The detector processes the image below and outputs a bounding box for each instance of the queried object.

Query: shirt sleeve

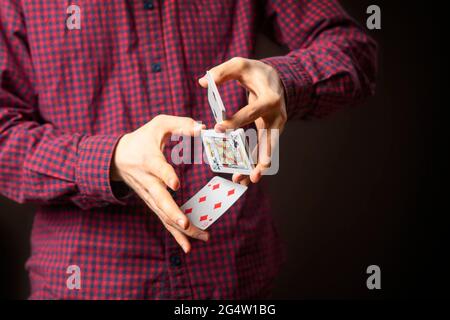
[0,1,129,210]
[261,0,378,119]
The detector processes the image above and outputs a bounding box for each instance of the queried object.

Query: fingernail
[177,219,187,229]
[198,233,209,242]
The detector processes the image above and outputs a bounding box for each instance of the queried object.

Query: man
[0,0,376,299]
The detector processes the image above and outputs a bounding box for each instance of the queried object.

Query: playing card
[201,128,253,175]
[206,70,226,123]
[180,176,247,230]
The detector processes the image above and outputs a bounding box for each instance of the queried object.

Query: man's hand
[111,115,209,253]
[199,57,287,185]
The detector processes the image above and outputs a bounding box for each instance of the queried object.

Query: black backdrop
[0,1,432,299]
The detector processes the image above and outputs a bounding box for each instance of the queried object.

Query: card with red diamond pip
[180,176,247,230]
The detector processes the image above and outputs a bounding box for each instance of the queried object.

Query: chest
[20,1,256,132]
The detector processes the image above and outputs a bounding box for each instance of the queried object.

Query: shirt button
[151,62,162,73]
[169,254,182,267]
[144,0,154,10]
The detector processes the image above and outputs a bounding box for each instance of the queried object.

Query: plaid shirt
[0,0,376,299]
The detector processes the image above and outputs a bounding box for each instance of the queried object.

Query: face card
[180,176,247,230]
[206,70,226,123]
[201,128,253,175]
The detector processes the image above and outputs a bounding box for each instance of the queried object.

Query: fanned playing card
[202,70,254,174]
[206,70,226,123]
[180,176,247,230]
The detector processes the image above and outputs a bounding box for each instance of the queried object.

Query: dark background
[0,1,432,299]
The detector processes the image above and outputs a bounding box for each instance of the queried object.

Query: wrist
[110,133,129,182]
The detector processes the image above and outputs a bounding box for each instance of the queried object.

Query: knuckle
[230,56,240,63]
[231,57,248,70]
[160,162,172,175]
[147,183,161,200]
[151,114,169,131]
[153,114,166,122]
[159,199,173,214]
[160,214,172,226]
[180,117,197,133]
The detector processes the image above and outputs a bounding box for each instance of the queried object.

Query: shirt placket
[142,0,193,300]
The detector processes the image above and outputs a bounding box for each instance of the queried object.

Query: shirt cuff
[261,56,314,120]
[75,134,129,208]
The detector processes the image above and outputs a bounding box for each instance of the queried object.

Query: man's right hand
[110,115,209,253]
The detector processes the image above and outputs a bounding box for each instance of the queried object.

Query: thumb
[157,115,205,137]
[198,76,208,88]
[199,57,249,89]
[214,100,264,132]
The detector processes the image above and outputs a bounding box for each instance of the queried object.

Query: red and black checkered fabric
[0,0,377,299]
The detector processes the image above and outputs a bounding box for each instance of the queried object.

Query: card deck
[203,70,254,174]
[177,70,253,230]
[201,128,253,175]
[180,176,247,230]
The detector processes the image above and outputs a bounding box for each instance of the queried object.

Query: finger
[250,164,266,183]
[240,176,251,186]
[199,57,250,87]
[250,124,281,183]
[180,221,209,242]
[164,223,192,254]
[231,173,248,185]
[146,156,180,191]
[215,100,268,132]
[140,175,188,229]
[232,173,244,183]
[125,172,161,213]
[141,189,192,253]
[135,183,191,253]
[136,183,194,253]
[127,173,207,248]
[145,176,209,241]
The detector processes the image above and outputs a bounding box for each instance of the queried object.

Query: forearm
[0,118,127,209]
